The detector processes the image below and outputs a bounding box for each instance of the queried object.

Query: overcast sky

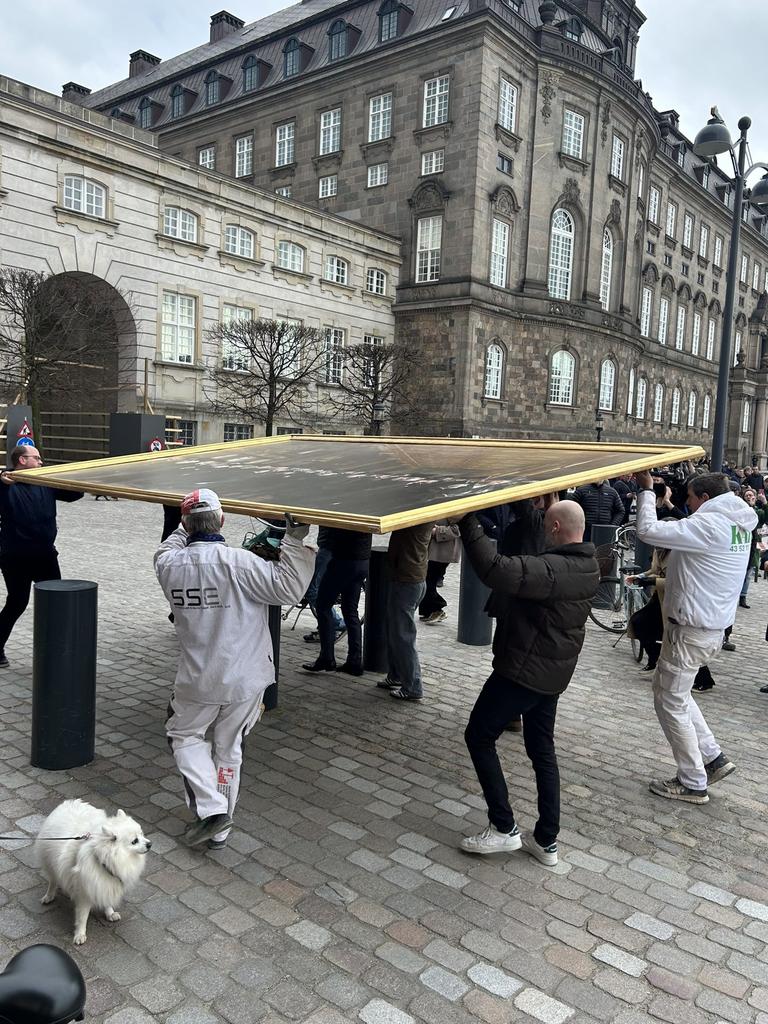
[2,0,766,164]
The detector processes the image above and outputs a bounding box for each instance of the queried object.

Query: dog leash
[0,834,91,841]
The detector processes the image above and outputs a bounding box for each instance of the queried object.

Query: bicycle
[588,523,650,660]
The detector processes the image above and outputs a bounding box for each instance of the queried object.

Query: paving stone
[688,882,737,906]
[514,987,575,1023]
[286,919,333,951]
[545,943,595,979]
[695,987,755,1024]
[420,965,470,1001]
[592,944,647,978]
[546,920,598,952]
[592,967,647,1005]
[646,966,699,1000]
[129,975,185,1013]
[104,1010,157,1024]
[316,971,372,1010]
[736,897,768,922]
[358,999,415,1024]
[648,993,707,1024]
[698,963,750,999]
[375,940,427,974]
[467,962,524,997]
[624,913,676,940]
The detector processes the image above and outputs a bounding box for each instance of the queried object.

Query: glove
[284,512,310,540]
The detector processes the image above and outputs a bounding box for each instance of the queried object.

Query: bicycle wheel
[588,576,627,633]
[625,589,643,662]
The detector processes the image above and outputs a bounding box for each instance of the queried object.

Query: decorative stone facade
[0,76,400,445]
[61,0,768,461]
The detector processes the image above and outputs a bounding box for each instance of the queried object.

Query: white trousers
[652,623,723,790]
[166,694,263,838]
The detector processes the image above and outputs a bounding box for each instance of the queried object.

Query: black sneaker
[207,837,228,850]
[302,659,337,673]
[705,753,736,785]
[184,813,234,847]
[649,777,709,804]
[377,675,399,689]
[389,686,422,702]
[721,641,736,652]
[0,651,8,668]
[339,662,364,676]
[692,679,714,692]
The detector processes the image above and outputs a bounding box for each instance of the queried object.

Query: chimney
[129,50,161,78]
[210,11,245,43]
[62,82,91,104]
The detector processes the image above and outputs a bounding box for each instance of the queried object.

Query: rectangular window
[648,186,660,225]
[734,330,742,366]
[163,207,197,243]
[362,334,383,389]
[165,418,197,446]
[681,263,689,277]
[368,93,392,142]
[664,254,673,268]
[224,423,254,442]
[496,153,513,175]
[714,234,723,267]
[637,161,645,200]
[683,213,693,249]
[692,311,702,356]
[324,327,345,384]
[416,215,442,283]
[222,303,253,370]
[675,306,686,350]
[640,287,652,338]
[665,202,677,239]
[610,134,625,180]
[380,7,398,41]
[489,218,510,288]
[754,262,761,291]
[647,241,656,256]
[275,122,295,167]
[658,296,669,345]
[699,223,709,259]
[319,174,338,198]
[702,394,711,428]
[161,292,196,363]
[562,109,585,159]
[198,146,215,170]
[422,149,445,175]
[367,163,388,188]
[423,76,449,128]
[498,77,517,133]
[275,186,292,198]
[741,254,749,283]
[706,319,716,360]
[235,135,253,178]
[319,107,342,154]
[366,268,387,295]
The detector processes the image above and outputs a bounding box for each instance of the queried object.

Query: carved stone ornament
[634,128,646,164]
[562,177,581,207]
[408,181,448,211]
[540,70,559,125]
[490,186,519,217]
[609,198,621,224]
[736,348,746,366]
[601,100,612,147]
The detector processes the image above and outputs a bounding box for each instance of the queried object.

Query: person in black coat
[571,481,625,541]
[0,446,83,667]
[456,500,599,864]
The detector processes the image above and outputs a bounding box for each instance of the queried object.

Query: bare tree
[205,317,326,436]
[0,268,135,435]
[323,338,422,434]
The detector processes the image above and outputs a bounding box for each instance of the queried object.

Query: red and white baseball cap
[180,488,222,515]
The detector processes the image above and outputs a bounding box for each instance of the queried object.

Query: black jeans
[465,670,560,846]
[0,549,62,652]
[418,560,448,616]
[317,557,368,667]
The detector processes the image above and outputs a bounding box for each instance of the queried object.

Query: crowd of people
[0,445,761,860]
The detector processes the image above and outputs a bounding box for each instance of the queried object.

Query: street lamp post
[594,407,604,443]
[372,399,386,436]
[693,109,768,468]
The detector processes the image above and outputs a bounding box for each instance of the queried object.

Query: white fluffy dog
[35,799,151,944]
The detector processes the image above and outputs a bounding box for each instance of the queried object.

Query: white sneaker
[520,832,558,865]
[460,823,521,854]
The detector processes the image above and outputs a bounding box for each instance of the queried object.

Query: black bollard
[31,580,97,771]
[457,546,493,646]
[363,547,389,673]
[264,605,281,711]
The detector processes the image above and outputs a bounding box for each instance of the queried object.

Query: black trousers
[418,560,448,616]
[465,671,560,846]
[0,550,62,652]
[317,557,368,667]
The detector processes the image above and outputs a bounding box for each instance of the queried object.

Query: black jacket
[611,479,636,524]
[572,482,625,538]
[460,514,599,695]
[325,527,372,561]
[0,481,83,556]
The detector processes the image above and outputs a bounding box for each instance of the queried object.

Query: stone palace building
[48,0,768,460]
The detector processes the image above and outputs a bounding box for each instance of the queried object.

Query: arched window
[637,160,646,201]
[549,350,575,405]
[671,387,681,425]
[379,0,400,42]
[626,367,635,415]
[277,240,305,273]
[224,225,255,260]
[598,359,616,411]
[63,175,106,218]
[328,19,347,61]
[138,97,153,129]
[564,17,582,41]
[653,383,664,423]
[636,377,647,419]
[687,391,697,428]
[484,343,504,400]
[611,37,624,64]
[163,206,198,243]
[600,228,613,310]
[204,71,220,106]
[702,393,711,429]
[170,85,184,119]
[283,38,301,78]
[548,208,574,300]
[325,255,349,285]
[242,55,258,93]
[743,398,751,435]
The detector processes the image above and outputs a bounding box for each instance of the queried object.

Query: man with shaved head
[455,498,599,864]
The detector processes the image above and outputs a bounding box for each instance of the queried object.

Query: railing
[39,411,109,464]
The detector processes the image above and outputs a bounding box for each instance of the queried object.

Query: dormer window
[243,55,258,92]
[702,164,710,189]
[676,144,686,169]
[284,38,301,78]
[379,0,408,43]
[171,85,184,119]
[138,97,153,129]
[204,71,220,106]
[563,17,582,41]
[329,20,347,61]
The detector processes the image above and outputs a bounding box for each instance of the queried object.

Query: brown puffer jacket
[460,514,599,695]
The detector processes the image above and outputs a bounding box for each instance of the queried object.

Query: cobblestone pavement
[2,498,768,1023]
